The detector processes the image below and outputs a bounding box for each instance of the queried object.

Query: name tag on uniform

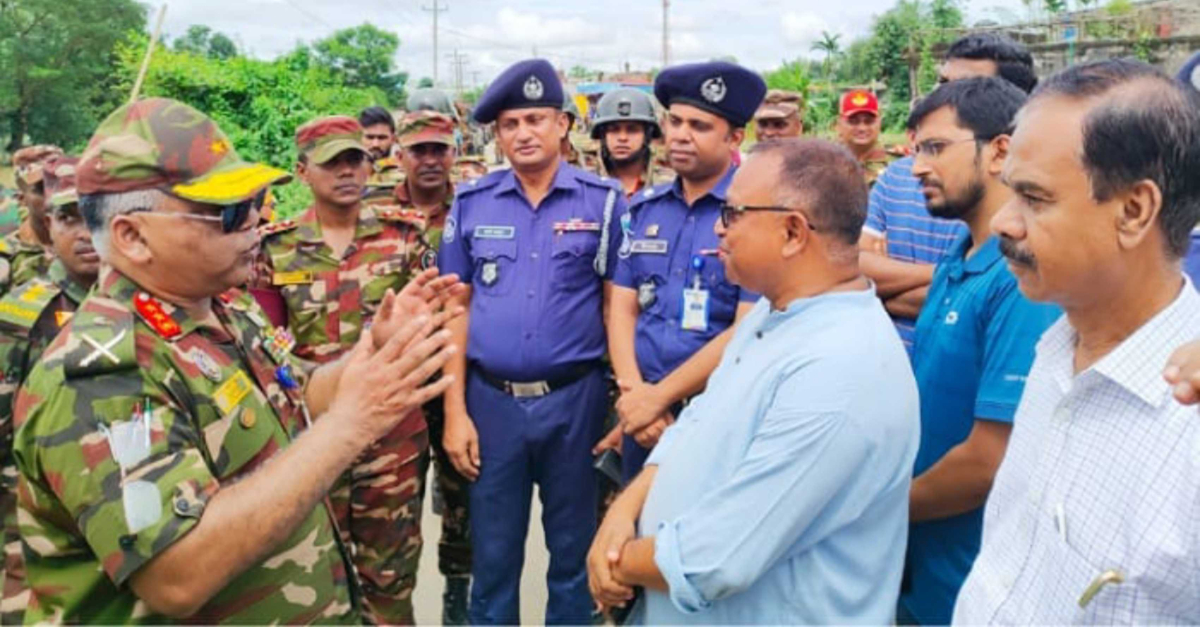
[273,271,313,286]
[681,288,709,332]
[474,225,516,239]
[553,219,601,232]
[213,371,253,415]
[630,239,669,255]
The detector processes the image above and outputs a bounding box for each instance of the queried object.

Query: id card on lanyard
[681,254,709,332]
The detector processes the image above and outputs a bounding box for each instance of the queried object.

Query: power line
[280,0,335,30]
[445,48,469,96]
[421,0,448,85]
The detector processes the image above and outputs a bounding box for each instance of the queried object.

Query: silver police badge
[524,76,544,100]
[701,76,727,104]
[481,260,499,286]
[637,281,657,309]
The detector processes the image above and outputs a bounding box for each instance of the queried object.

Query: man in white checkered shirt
[953,59,1200,624]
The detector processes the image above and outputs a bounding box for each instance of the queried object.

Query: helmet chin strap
[600,124,654,175]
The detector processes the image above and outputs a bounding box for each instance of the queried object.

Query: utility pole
[421,0,448,85]
[471,70,481,89]
[445,49,469,96]
[662,0,670,67]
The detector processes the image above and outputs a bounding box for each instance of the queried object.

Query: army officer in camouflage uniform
[254,115,435,625]
[3,146,62,293]
[12,97,461,624]
[0,156,97,624]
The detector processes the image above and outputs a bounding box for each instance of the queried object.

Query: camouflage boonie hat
[13,144,64,187]
[397,111,456,148]
[296,116,370,165]
[43,155,80,209]
[78,98,291,204]
[755,89,804,121]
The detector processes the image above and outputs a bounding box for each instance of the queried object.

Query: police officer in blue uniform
[438,58,626,625]
[600,62,766,482]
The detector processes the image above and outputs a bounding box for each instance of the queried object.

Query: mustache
[999,236,1038,269]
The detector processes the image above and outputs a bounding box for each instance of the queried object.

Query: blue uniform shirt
[438,163,625,381]
[863,157,968,350]
[902,233,1061,625]
[612,167,758,383]
[636,288,919,624]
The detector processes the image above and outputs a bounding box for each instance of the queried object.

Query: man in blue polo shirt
[861,33,1037,351]
[900,78,1060,625]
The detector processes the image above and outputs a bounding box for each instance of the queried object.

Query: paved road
[413,474,551,624]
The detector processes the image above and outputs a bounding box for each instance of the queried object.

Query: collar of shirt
[756,283,880,335]
[667,164,737,206]
[48,258,90,304]
[492,161,578,204]
[1039,275,1197,409]
[293,204,386,249]
[394,179,454,210]
[944,233,1003,281]
[99,269,236,343]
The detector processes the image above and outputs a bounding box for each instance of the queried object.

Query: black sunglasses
[139,191,261,234]
[719,204,820,230]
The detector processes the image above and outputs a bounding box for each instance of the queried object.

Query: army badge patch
[188,348,223,382]
[420,248,438,270]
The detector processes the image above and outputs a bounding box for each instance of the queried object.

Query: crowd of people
[0,27,1199,626]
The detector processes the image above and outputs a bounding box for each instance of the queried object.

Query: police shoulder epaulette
[257,219,298,239]
[455,170,505,197]
[630,181,670,207]
[375,206,428,229]
[573,167,619,190]
[0,278,61,331]
[63,299,137,379]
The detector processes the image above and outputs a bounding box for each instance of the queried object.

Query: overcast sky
[149,0,1032,87]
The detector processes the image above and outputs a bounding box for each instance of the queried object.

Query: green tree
[0,0,146,151]
[811,31,843,79]
[115,33,389,218]
[312,23,408,105]
[417,77,434,88]
[172,24,239,59]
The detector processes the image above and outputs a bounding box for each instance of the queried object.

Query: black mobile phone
[593,448,622,486]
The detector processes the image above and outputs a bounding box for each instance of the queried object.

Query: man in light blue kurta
[586,138,920,624]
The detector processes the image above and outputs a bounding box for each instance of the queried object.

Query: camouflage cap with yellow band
[43,155,80,209]
[396,111,456,148]
[13,144,65,188]
[77,98,291,205]
[295,115,370,164]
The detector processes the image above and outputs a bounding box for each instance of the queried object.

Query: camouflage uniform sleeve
[14,346,219,587]
[0,329,30,460]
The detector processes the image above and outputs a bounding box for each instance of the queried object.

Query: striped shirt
[862,157,968,348]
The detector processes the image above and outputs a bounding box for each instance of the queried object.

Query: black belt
[473,361,601,398]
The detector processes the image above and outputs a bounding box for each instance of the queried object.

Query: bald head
[748,138,868,248]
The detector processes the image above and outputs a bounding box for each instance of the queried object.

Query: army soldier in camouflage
[0,156,97,624]
[408,88,487,185]
[835,89,892,187]
[361,106,406,207]
[590,88,670,199]
[753,89,804,141]
[4,146,62,292]
[393,109,471,623]
[254,115,434,625]
[11,97,462,624]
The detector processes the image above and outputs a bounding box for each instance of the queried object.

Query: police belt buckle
[508,380,551,398]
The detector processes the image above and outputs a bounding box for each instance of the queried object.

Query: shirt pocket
[551,233,599,291]
[279,272,332,340]
[1035,507,1131,624]
[632,253,670,317]
[364,255,412,309]
[472,238,518,296]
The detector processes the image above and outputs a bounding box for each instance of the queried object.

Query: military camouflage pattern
[860,145,894,188]
[0,260,88,624]
[78,98,289,204]
[391,180,469,580]
[0,231,51,292]
[396,111,455,149]
[12,146,63,189]
[11,270,357,624]
[296,116,370,166]
[365,157,406,207]
[254,204,430,625]
[451,157,489,183]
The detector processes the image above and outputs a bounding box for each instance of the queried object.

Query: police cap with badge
[653,60,767,128]
[472,58,564,124]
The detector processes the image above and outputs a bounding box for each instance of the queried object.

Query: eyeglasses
[913,137,980,159]
[719,204,820,230]
[135,196,257,234]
